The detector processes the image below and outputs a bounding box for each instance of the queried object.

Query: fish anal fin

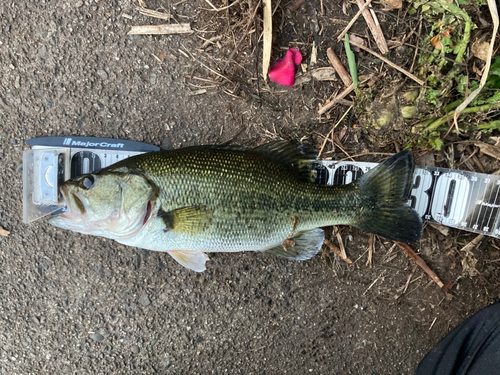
[158,206,212,235]
[264,228,325,261]
[169,250,209,272]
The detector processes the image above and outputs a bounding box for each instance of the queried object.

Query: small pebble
[39,45,48,58]
[90,333,104,342]
[131,345,140,354]
[96,70,108,80]
[138,293,151,307]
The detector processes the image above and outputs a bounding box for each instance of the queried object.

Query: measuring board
[23,137,160,223]
[23,137,500,239]
[313,161,500,238]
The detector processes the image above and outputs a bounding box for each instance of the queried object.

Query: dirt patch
[1,0,500,374]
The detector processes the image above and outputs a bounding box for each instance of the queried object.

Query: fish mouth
[57,185,86,219]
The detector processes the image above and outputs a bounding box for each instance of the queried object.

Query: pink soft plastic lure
[268,48,303,86]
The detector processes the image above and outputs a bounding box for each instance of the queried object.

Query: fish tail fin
[353,151,422,243]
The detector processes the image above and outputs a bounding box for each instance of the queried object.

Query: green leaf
[489,57,500,76]
[485,91,500,104]
[429,137,444,150]
[425,89,441,105]
[344,34,358,89]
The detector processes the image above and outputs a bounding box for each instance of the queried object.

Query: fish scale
[50,142,422,272]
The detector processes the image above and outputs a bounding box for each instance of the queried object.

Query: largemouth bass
[49,142,422,272]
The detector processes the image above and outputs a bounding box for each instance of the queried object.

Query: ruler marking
[474,181,488,229]
[480,179,495,232]
[486,182,500,234]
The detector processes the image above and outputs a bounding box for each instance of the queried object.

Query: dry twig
[362,271,386,296]
[324,239,353,264]
[317,106,353,157]
[349,40,424,85]
[396,242,447,290]
[366,233,374,268]
[356,0,388,54]
[336,0,374,42]
[203,0,241,11]
[326,48,352,87]
[136,6,171,20]
[128,24,192,35]
[318,83,354,115]
[460,234,484,253]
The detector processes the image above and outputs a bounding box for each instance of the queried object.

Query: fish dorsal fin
[264,228,325,260]
[158,206,213,235]
[168,250,209,272]
[252,141,318,182]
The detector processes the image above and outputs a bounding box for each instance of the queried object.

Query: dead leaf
[337,126,348,142]
[294,68,338,85]
[473,141,500,160]
[442,25,453,38]
[310,41,317,66]
[430,34,442,50]
[348,34,365,52]
[461,253,479,277]
[472,40,490,61]
[429,223,450,236]
[382,0,402,10]
[0,226,9,237]
[491,136,500,147]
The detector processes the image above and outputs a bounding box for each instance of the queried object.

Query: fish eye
[81,175,95,190]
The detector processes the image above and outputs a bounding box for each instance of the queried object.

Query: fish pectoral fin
[168,250,209,272]
[158,206,213,235]
[264,228,325,261]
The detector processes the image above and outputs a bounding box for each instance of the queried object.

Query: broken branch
[396,242,447,290]
[324,238,353,264]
